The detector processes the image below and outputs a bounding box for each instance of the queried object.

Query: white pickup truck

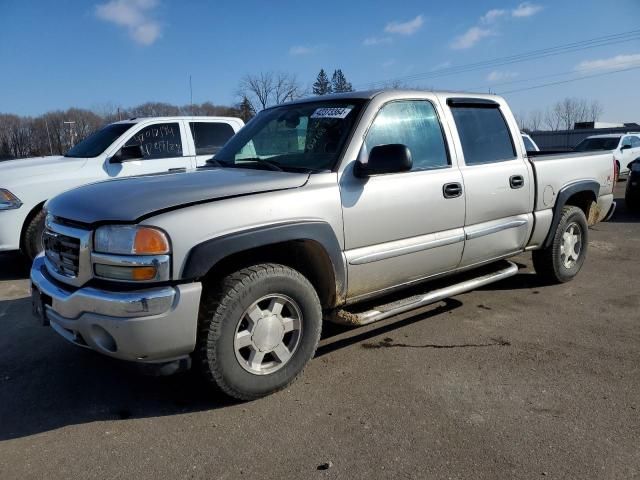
[0,116,244,258]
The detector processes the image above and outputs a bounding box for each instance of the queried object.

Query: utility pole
[44,119,54,156]
[63,121,76,147]
[189,75,194,115]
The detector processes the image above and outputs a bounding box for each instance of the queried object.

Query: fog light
[95,264,157,281]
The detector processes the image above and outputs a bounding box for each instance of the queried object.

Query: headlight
[92,225,171,282]
[94,225,170,255]
[0,189,22,210]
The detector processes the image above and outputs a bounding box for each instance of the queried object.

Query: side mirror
[621,144,632,151]
[354,144,412,177]
[112,144,144,163]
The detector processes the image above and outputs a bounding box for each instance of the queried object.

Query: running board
[329,261,519,326]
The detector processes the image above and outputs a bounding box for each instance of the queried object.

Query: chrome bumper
[30,255,202,362]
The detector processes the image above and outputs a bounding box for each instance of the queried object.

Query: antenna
[189,75,194,115]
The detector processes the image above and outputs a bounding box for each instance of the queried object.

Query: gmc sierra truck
[0,116,243,259]
[31,90,616,400]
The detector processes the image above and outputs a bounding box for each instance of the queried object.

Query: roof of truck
[282,89,502,106]
[111,116,243,124]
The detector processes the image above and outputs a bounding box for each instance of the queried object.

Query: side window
[632,137,640,148]
[124,123,183,159]
[365,100,449,171]
[621,136,633,148]
[189,122,236,155]
[451,106,516,165]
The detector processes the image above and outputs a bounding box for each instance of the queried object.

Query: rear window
[451,106,516,165]
[190,122,236,155]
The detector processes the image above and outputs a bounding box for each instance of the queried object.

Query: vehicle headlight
[94,225,170,255]
[92,225,171,282]
[0,189,22,210]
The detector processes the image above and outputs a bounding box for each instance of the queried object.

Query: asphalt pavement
[0,182,638,479]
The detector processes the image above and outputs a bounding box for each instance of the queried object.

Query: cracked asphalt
[0,182,638,479]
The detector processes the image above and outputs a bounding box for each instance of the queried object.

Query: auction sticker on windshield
[311,107,353,119]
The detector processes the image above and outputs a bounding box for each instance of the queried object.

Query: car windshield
[65,123,134,158]
[213,100,366,172]
[574,137,620,152]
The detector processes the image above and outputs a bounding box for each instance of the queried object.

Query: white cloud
[431,61,452,71]
[512,2,543,18]
[95,0,161,46]
[451,27,493,49]
[289,45,315,56]
[481,9,507,24]
[487,70,519,82]
[363,36,392,46]
[575,53,640,72]
[384,15,424,36]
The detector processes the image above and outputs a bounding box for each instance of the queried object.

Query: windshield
[65,123,134,158]
[574,137,620,152]
[213,100,366,172]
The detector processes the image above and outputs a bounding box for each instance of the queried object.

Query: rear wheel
[195,264,322,400]
[532,206,588,283]
[23,209,46,261]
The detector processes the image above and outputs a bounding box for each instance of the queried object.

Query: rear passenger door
[188,121,237,167]
[444,98,533,268]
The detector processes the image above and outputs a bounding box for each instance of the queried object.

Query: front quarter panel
[141,173,345,280]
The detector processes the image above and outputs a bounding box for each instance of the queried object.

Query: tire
[23,209,46,261]
[532,206,588,284]
[195,264,322,401]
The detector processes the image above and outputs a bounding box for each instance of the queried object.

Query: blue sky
[1,0,639,122]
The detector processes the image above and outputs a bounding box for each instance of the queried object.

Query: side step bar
[329,261,519,326]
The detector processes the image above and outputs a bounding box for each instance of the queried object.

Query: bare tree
[528,110,543,131]
[588,100,604,122]
[238,71,303,113]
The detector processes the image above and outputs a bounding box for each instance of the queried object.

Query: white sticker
[311,107,353,119]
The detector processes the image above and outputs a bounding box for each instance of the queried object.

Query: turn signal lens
[133,227,170,255]
[94,264,158,281]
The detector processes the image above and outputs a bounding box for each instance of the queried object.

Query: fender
[181,220,347,300]
[543,180,599,248]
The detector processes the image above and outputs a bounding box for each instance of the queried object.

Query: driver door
[105,121,191,177]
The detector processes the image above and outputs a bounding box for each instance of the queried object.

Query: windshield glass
[574,137,620,152]
[65,123,134,158]
[213,100,366,172]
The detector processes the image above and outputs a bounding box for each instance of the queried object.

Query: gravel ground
[0,183,638,479]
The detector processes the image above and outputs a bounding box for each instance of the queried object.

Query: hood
[0,156,87,181]
[46,167,309,224]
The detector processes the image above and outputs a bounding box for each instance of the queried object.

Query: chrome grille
[44,230,81,277]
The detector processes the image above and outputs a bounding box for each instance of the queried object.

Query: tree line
[0,68,608,160]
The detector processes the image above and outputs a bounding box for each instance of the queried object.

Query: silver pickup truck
[31,90,616,400]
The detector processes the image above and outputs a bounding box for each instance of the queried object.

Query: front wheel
[195,264,322,400]
[23,209,46,261]
[532,206,588,283]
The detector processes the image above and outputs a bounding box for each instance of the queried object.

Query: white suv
[574,133,640,177]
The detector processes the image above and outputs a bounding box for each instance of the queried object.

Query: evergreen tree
[331,69,353,93]
[312,69,332,95]
[239,96,254,122]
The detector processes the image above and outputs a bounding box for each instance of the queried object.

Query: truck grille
[44,230,81,277]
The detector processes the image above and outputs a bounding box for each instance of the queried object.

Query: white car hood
[0,156,87,183]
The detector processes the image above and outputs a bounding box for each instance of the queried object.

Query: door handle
[443,182,463,199]
[510,175,524,189]
[168,168,187,173]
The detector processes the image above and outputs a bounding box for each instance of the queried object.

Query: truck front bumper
[30,255,202,363]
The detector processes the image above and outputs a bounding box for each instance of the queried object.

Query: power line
[497,64,640,95]
[358,29,640,89]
